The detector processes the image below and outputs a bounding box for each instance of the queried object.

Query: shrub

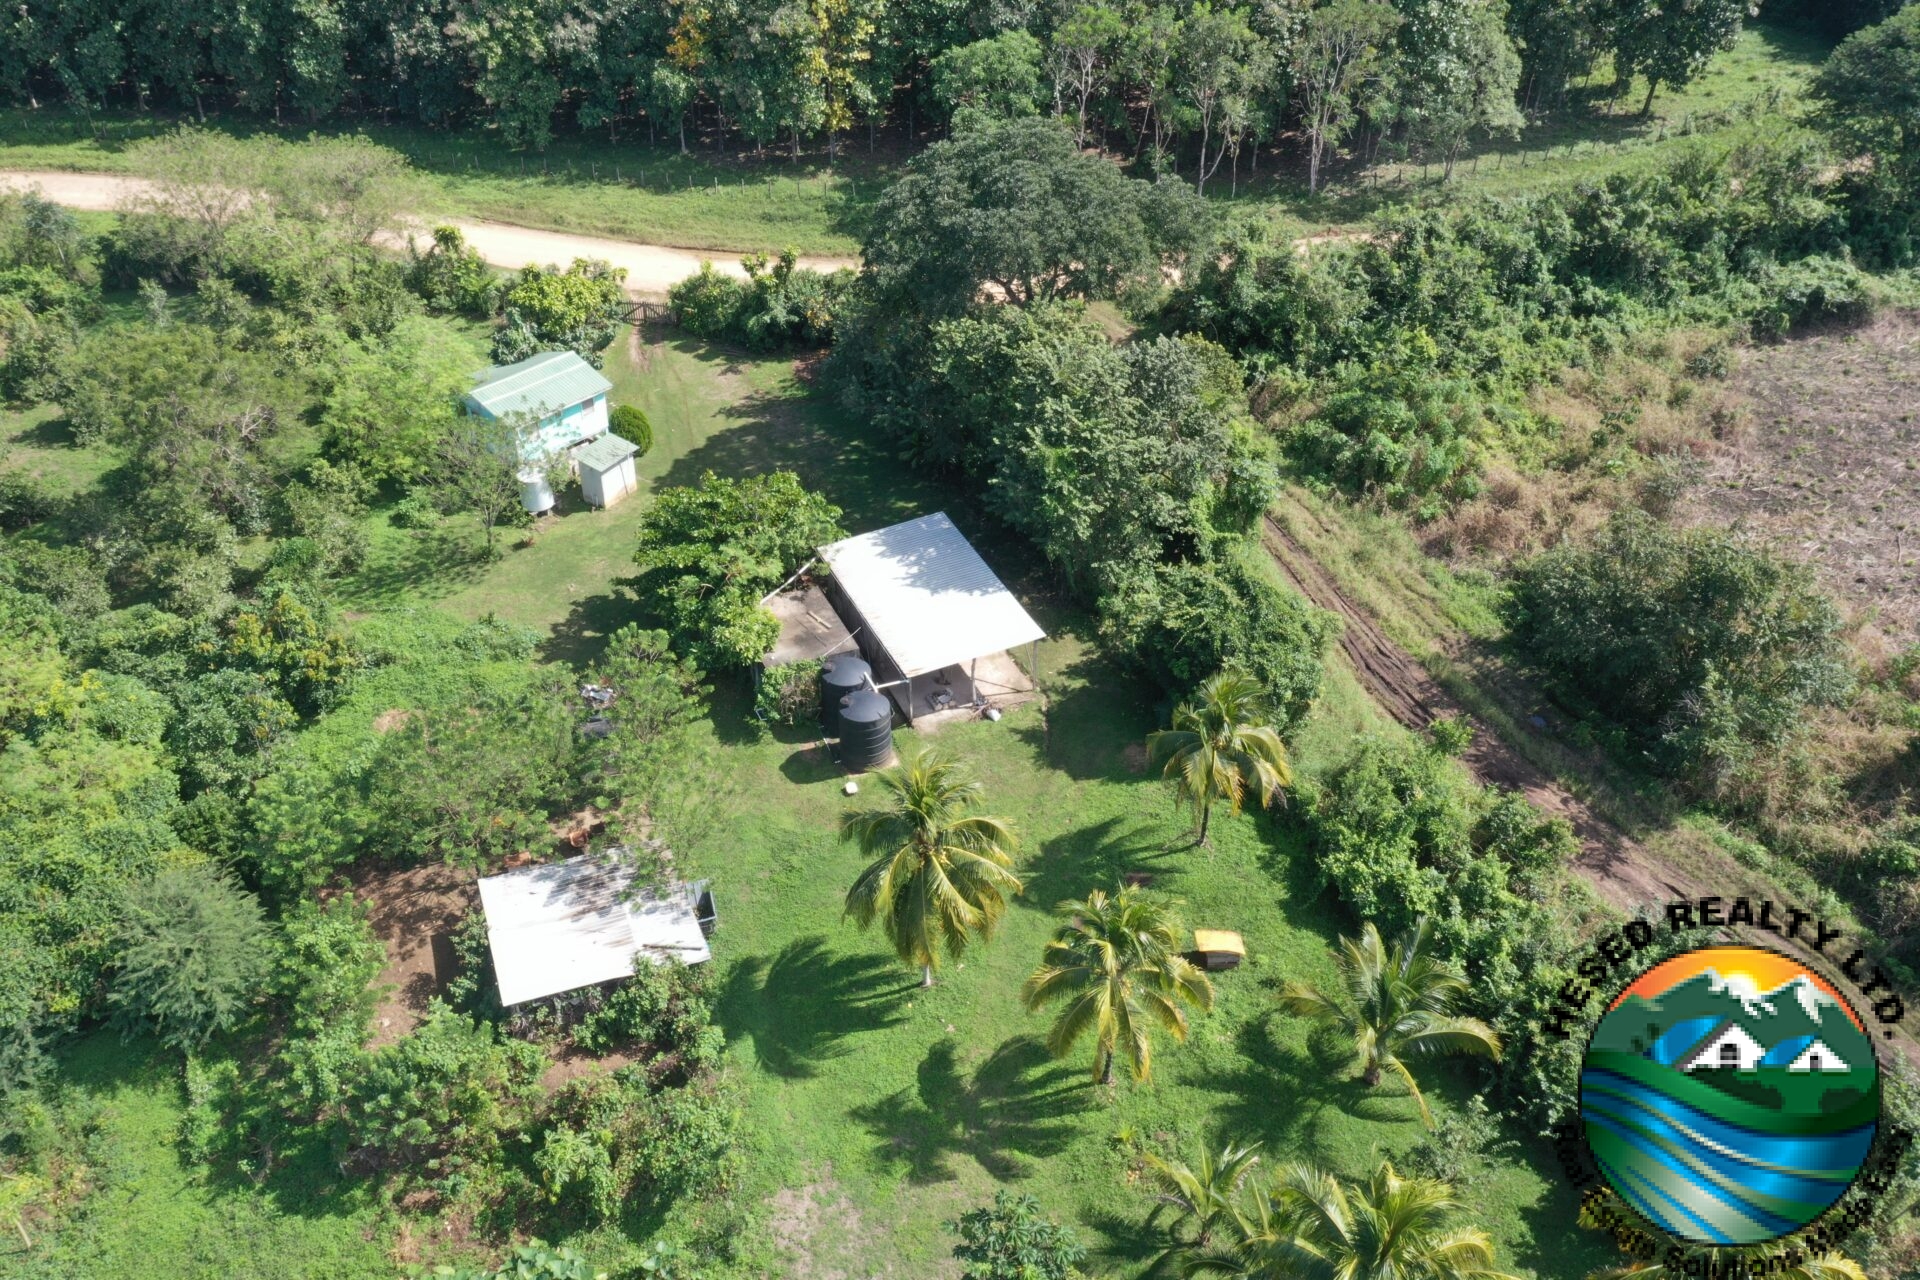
[667,262,747,338]
[276,894,384,1042]
[346,1002,543,1171]
[949,1190,1087,1280]
[110,865,272,1052]
[432,1241,607,1280]
[494,259,626,366]
[407,225,500,317]
[1504,511,1853,791]
[1100,557,1335,728]
[1749,254,1880,338]
[574,959,723,1078]
[389,488,442,529]
[609,403,654,456]
[754,659,822,731]
[536,1067,739,1221]
[1288,359,1490,513]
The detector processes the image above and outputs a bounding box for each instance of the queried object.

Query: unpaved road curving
[1261,514,1709,912]
[0,168,858,298]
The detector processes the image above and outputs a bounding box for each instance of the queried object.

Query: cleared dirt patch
[348,861,480,1046]
[1694,310,1920,644]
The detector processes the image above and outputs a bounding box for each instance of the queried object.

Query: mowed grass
[0,19,1828,252]
[0,1037,392,1280]
[553,627,1611,1277]
[0,111,874,255]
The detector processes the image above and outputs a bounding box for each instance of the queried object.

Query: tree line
[4,0,1890,186]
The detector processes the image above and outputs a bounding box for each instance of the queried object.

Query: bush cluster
[669,252,856,350]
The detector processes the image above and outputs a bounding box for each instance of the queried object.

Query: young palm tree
[842,746,1022,988]
[1275,919,1500,1126]
[1143,1142,1264,1274]
[1146,670,1292,845]
[1184,1160,1523,1280]
[1021,885,1214,1085]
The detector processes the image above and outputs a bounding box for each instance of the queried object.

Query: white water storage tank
[518,466,555,515]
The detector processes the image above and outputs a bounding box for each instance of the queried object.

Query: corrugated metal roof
[574,432,638,473]
[817,512,1045,678]
[466,351,612,421]
[476,853,710,1006]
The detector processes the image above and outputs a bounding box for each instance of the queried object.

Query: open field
[1690,309,1920,646]
[0,20,1832,253]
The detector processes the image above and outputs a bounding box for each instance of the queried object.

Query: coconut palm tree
[1021,885,1214,1085]
[1275,919,1500,1126]
[1143,1142,1264,1274]
[1146,670,1292,845]
[1575,1192,1865,1280]
[842,746,1022,988]
[1181,1160,1522,1280]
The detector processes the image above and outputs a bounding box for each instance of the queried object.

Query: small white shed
[574,432,640,508]
[475,853,711,1007]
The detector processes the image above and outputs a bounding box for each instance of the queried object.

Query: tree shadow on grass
[849,1036,1092,1184]
[1020,816,1184,907]
[654,339,941,532]
[1182,1016,1417,1166]
[1010,648,1162,784]
[536,581,637,669]
[341,523,489,610]
[715,935,915,1079]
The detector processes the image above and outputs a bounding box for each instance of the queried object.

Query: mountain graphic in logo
[1581,944,1881,1245]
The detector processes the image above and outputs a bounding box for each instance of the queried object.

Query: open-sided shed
[816,512,1045,722]
[476,853,710,1007]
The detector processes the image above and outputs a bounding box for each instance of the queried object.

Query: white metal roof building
[816,512,1045,721]
[476,853,710,1006]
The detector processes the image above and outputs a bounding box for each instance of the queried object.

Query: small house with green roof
[465,350,613,460]
[464,350,619,513]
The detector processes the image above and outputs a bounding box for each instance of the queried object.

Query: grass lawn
[0,1037,393,1280]
[0,19,1830,252]
[7,323,1617,1278]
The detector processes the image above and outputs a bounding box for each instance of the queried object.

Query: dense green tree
[1021,885,1212,1084]
[631,470,845,668]
[859,114,1207,317]
[1293,0,1400,192]
[110,864,272,1052]
[1609,0,1748,116]
[1047,3,1124,146]
[1175,5,1273,195]
[1811,5,1920,194]
[1146,669,1292,845]
[931,30,1045,120]
[1276,919,1501,1124]
[842,746,1022,987]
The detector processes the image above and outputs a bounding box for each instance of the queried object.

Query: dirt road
[1261,514,1710,912]
[0,168,858,298]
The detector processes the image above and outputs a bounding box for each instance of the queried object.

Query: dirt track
[0,168,858,298]
[1261,514,1709,912]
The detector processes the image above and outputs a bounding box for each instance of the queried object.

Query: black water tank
[819,654,872,734]
[838,690,895,772]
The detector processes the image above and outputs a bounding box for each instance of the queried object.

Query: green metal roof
[574,432,639,472]
[466,351,612,420]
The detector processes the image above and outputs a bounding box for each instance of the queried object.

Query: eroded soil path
[0,168,857,297]
[1261,513,1710,911]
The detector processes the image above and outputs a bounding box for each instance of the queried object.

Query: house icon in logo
[1670,1018,1856,1075]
